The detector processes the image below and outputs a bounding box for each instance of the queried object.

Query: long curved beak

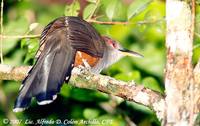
[119,48,144,58]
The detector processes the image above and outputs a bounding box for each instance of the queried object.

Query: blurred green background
[1,0,197,126]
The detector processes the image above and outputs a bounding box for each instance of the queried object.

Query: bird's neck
[91,48,123,73]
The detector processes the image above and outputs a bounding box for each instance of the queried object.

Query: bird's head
[102,36,143,58]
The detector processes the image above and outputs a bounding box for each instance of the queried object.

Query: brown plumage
[74,51,100,67]
[13,16,105,112]
[13,16,143,112]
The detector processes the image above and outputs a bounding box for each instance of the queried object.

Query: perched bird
[13,16,143,112]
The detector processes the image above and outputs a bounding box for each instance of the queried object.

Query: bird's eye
[112,43,115,47]
[112,42,116,48]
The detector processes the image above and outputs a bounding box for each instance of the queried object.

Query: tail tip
[13,107,27,113]
[37,94,57,105]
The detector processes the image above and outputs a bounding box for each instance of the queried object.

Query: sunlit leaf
[83,3,96,20]
[106,0,119,20]
[21,39,27,48]
[142,77,164,93]
[195,113,200,126]
[195,12,200,34]
[3,81,20,94]
[109,24,130,41]
[106,57,133,76]
[83,108,100,119]
[2,39,18,55]
[114,71,141,82]
[144,1,165,21]
[4,17,29,35]
[3,17,29,54]
[87,0,97,3]
[193,46,200,64]
[130,44,165,78]
[127,0,152,20]
[196,0,200,5]
[29,23,39,32]
[4,50,25,66]
[60,84,71,97]
[64,0,80,16]
[21,38,39,63]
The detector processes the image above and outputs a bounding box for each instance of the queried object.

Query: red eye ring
[102,36,117,48]
[107,39,116,48]
[112,42,116,48]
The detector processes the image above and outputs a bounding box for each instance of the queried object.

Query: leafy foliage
[0,0,173,126]
[64,0,80,16]
[83,3,97,19]
[127,0,152,20]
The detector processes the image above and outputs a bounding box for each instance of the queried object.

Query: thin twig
[1,34,41,39]
[0,0,4,64]
[87,18,164,25]
[0,19,164,40]
[87,19,129,25]
[137,18,165,24]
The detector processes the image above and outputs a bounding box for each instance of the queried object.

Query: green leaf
[64,0,80,16]
[60,84,71,97]
[83,108,100,119]
[127,0,152,20]
[114,71,141,82]
[106,0,119,20]
[21,38,39,64]
[71,105,84,118]
[196,0,200,4]
[142,77,164,93]
[130,44,165,77]
[3,81,20,94]
[2,39,18,55]
[3,17,29,54]
[4,17,29,35]
[86,0,97,3]
[109,24,130,41]
[29,23,39,32]
[83,4,96,20]
[27,39,38,52]
[4,50,25,66]
[195,113,200,126]
[70,88,109,102]
[21,39,27,48]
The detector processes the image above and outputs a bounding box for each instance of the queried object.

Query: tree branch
[87,19,129,25]
[0,64,164,119]
[87,18,164,25]
[0,34,41,39]
[165,0,195,125]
